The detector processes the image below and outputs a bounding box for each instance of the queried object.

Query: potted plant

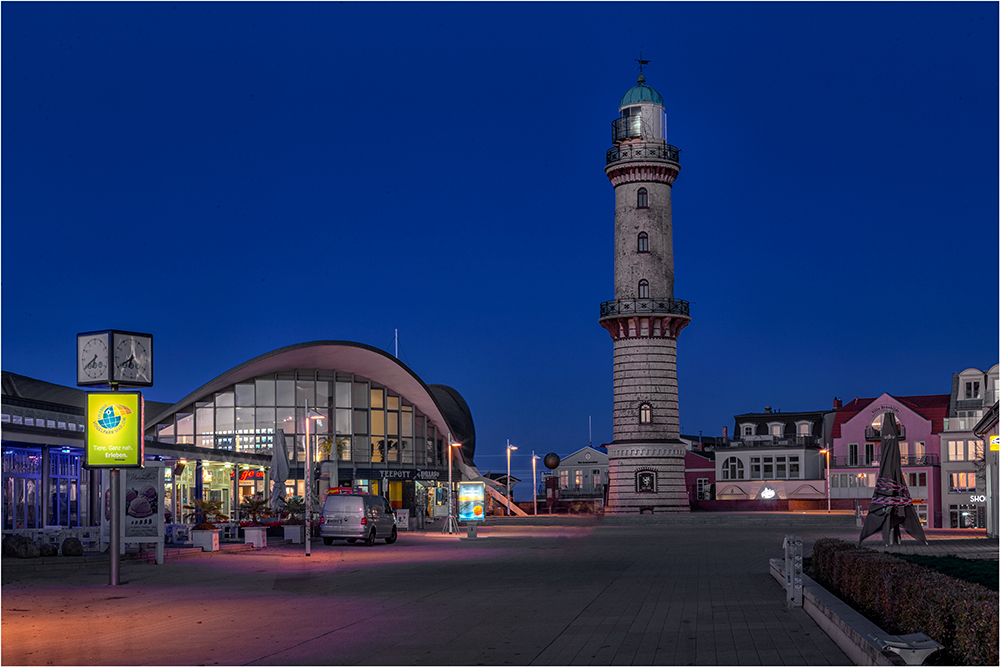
[183,499,228,552]
[239,495,271,548]
[281,496,306,543]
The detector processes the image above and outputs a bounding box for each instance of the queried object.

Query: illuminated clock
[77,331,111,386]
[111,331,153,386]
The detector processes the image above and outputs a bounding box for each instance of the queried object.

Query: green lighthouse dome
[619,74,665,108]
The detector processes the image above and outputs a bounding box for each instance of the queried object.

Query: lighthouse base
[605,441,690,514]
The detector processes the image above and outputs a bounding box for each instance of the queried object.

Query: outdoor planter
[191,528,220,552]
[283,524,305,543]
[243,526,267,548]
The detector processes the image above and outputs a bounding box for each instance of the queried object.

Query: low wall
[694,498,871,512]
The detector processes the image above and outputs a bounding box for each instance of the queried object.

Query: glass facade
[149,370,448,471]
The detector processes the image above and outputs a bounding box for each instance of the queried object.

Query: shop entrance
[2,447,42,530]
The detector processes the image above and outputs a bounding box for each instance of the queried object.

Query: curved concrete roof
[146,341,476,463]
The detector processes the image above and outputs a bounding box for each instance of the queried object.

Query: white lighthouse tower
[599,68,691,514]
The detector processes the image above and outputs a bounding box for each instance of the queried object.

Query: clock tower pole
[599,67,691,514]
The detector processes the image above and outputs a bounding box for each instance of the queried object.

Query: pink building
[830,393,948,527]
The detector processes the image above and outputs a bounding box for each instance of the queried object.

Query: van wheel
[365,529,377,547]
[384,527,397,544]
[346,538,357,544]
[322,537,333,546]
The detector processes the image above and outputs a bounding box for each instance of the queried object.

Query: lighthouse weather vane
[636,53,651,76]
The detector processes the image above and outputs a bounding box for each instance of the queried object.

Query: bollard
[466,523,477,539]
[783,534,803,608]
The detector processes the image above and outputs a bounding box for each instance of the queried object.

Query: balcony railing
[831,455,939,468]
[732,435,820,448]
[600,298,690,319]
[606,143,681,166]
[943,417,979,432]
[864,424,907,441]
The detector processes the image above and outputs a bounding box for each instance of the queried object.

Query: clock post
[78,330,153,586]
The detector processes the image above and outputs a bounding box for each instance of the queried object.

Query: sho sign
[969,495,987,503]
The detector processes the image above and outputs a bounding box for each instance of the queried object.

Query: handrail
[600,298,689,318]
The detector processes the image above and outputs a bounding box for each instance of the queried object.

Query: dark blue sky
[3,2,997,487]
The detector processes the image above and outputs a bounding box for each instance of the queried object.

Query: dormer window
[637,188,648,208]
[637,232,649,253]
[638,280,649,299]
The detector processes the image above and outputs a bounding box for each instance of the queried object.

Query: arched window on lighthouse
[638,280,649,299]
[637,188,648,208]
[637,232,649,253]
[639,403,652,424]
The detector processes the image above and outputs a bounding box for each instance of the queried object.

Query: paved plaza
[1,517,995,666]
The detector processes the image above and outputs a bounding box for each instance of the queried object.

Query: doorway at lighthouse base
[606,443,689,513]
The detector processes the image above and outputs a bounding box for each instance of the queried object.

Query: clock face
[112,333,152,385]
[77,333,110,385]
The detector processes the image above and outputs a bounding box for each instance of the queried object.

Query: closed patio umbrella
[859,413,928,545]
[269,429,290,513]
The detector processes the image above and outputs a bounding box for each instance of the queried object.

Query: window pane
[387,411,398,436]
[216,407,234,432]
[316,381,333,408]
[371,387,384,409]
[215,390,234,407]
[236,407,254,430]
[277,407,295,435]
[277,380,295,406]
[353,382,369,409]
[255,407,275,433]
[354,410,368,434]
[371,410,385,436]
[336,409,351,435]
[401,407,413,436]
[236,382,255,407]
[296,377,315,406]
[196,405,214,435]
[255,377,275,406]
[336,382,352,408]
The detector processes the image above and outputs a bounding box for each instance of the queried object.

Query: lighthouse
[599,68,691,514]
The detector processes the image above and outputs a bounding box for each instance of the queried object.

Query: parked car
[319,491,397,546]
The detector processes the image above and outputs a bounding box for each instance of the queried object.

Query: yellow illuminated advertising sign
[991,435,999,451]
[85,392,144,468]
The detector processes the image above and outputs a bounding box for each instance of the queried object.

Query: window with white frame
[768,422,783,437]
[776,456,787,478]
[864,443,875,466]
[574,469,583,489]
[849,443,859,467]
[762,456,773,478]
[639,403,652,424]
[796,421,811,436]
[559,469,569,489]
[948,440,966,461]
[722,457,744,480]
[907,472,926,488]
[750,456,761,479]
[741,423,754,437]
[964,381,981,399]
[789,456,800,478]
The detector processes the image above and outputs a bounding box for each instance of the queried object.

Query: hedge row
[811,538,998,666]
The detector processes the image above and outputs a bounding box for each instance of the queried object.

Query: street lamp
[443,436,462,534]
[819,448,831,513]
[304,400,325,556]
[532,451,539,516]
[506,441,518,516]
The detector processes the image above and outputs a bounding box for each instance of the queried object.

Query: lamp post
[506,441,518,516]
[443,436,461,534]
[304,400,324,556]
[820,448,831,513]
[532,451,539,516]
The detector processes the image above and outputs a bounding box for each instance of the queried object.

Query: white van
[320,491,397,546]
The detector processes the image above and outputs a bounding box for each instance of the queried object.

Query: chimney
[765,406,772,413]
[722,426,728,441]
[833,397,843,409]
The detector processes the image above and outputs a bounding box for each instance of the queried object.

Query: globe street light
[304,400,324,556]
[506,441,518,516]
[819,448,831,513]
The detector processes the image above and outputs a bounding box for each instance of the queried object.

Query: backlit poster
[458,482,486,522]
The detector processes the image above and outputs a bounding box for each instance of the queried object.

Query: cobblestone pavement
[1,520,995,666]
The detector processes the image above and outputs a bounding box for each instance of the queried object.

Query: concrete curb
[478,512,857,526]
[770,558,904,666]
[1,540,269,574]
